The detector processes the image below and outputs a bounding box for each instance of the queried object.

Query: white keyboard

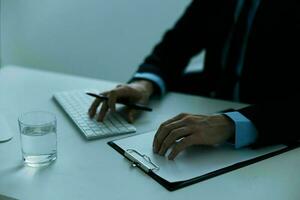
[53,90,136,140]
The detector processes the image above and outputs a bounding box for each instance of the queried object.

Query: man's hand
[153,113,235,160]
[88,80,154,123]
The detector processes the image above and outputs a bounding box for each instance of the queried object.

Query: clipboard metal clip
[125,149,160,173]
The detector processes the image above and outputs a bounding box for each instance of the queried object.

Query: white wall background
[0,0,193,82]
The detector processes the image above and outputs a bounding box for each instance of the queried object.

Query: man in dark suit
[89,0,300,159]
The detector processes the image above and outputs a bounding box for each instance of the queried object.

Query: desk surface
[0,66,300,200]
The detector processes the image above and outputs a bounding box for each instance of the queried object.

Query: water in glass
[19,111,57,167]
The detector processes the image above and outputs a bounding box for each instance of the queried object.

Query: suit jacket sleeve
[133,0,232,91]
[238,99,300,147]
[238,5,300,147]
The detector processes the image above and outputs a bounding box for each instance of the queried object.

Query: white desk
[0,66,300,200]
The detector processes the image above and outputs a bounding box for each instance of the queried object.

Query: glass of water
[18,111,57,167]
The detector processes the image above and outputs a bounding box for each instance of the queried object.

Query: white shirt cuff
[224,111,258,148]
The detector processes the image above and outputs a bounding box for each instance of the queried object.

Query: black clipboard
[108,132,300,191]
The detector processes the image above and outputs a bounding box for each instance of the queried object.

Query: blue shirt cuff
[224,111,258,148]
[133,72,166,94]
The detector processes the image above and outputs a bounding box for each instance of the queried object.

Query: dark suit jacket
[133,0,300,146]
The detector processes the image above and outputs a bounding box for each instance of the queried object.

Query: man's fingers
[89,84,145,122]
[97,101,109,122]
[125,109,137,123]
[107,91,117,112]
[158,127,191,156]
[88,91,109,118]
[153,119,185,153]
[168,136,194,160]
[156,113,189,132]
[128,110,135,123]
[154,113,188,143]
[89,98,102,118]
[89,88,124,118]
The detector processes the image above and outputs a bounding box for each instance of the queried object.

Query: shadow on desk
[0,194,18,200]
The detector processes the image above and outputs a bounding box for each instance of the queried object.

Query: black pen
[86,92,153,112]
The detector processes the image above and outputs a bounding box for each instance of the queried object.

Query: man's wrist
[220,114,235,143]
[130,80,154,98]
[214,114,235,141]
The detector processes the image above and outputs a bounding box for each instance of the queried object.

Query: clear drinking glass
[18,111,57,167]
